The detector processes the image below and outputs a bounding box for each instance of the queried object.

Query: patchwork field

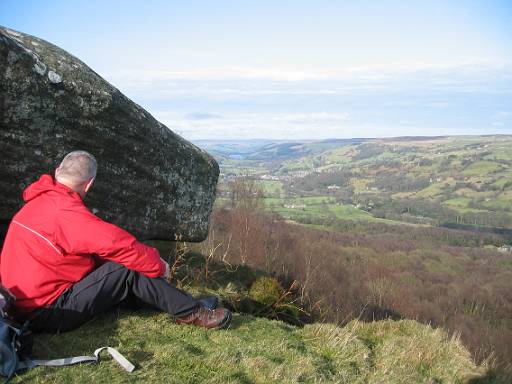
[206,135,512,232]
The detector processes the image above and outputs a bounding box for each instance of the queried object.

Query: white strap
[94,347,135,372]
[19,355,98,369]
[18,346,135,373]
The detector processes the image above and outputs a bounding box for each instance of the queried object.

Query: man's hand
[160,258,170,279]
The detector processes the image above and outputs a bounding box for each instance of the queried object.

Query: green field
[415,180,452,199]
[462,160,503,176]
[257,180,284,196]
[262,196,386,223]
[443,197,472,209]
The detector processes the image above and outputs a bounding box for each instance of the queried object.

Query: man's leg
[30,262,199,332]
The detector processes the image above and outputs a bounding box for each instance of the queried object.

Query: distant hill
[194,138,368,161]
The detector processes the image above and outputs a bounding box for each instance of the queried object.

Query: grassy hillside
[8,225,506,383]
[14,242,490,384]
[205,207,512,379]
[19,312,486,383]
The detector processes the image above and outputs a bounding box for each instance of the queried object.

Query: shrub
[249,276,283,306]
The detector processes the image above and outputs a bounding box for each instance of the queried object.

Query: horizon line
[190,133,512,142]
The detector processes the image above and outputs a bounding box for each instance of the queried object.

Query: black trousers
[29,262,199,333]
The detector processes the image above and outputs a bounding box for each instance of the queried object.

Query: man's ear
[85,177,95,193]
[55,167,60,179]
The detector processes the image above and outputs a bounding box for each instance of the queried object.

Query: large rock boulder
[0,26,219,242]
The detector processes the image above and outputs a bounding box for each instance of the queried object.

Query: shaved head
[56,150,97,185]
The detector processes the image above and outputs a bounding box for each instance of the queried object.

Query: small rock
[33,61,46,75]
[7,51,19,64]
[5,28,21,37]
[48,70,62,84]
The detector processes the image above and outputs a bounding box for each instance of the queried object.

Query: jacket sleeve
[55,203,165,278]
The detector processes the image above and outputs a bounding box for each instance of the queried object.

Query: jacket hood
[22,174,77,202]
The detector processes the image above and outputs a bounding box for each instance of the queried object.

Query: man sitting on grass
[0,150,231,332]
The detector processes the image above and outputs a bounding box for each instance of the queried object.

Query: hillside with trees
[198,136,512,380]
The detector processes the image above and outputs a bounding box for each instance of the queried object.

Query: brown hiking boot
[175,306,231,329]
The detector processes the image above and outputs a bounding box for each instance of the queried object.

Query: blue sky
[1,1,511,140]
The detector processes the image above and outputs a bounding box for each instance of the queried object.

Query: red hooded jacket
[0,174,165,316]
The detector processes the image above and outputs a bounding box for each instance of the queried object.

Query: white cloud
[491,111,512,127]
[102,61,512,105]
[104,59,512,85]
[151,111,351,140]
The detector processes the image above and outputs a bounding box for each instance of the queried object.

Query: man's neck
[55,177,85,199]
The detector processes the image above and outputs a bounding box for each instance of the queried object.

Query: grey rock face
[0,26,219,241]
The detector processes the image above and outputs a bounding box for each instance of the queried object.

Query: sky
[1,0,512,140]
